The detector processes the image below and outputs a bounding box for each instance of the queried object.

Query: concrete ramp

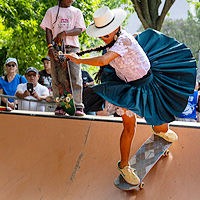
[0,112,200,200]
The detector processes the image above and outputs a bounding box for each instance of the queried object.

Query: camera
[27,83,33,95]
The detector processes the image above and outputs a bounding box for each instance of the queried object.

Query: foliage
[161,1,200,81]
[161,18,200,60]
[1,0,198,79]
[0,0,52,74]
[0,0,131,77]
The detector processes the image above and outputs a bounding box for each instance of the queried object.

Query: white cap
[6,58,18,66]
[25,67,39,74]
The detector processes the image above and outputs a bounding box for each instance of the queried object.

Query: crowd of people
[0,56,95,113]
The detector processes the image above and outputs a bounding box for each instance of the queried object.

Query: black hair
[77,27,121,82]
[77,27,121,56]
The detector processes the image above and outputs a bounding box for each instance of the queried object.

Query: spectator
[81,70,95,115]
[39,56,53,95]
[40,0,86,116]
[0,58,27,109]
[15,67,49,111]
[175,90,199,122]
[82,70,95,89]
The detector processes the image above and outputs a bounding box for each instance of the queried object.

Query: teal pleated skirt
[92,29,197,125]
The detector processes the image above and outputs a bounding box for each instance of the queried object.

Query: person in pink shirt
[40,0,86,116]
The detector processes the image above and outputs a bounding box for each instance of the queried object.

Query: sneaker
[151,126,178,142]
[75,108,84,116]
[117,161,140,185]
[54,107,66,115]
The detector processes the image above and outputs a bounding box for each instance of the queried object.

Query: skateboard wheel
[65,97,70,102]
[58,51,63,55]
[164,150,170,156]
[55,97,60,103]
[139,182,144,189]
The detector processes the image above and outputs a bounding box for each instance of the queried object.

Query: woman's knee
[122,113,137,134]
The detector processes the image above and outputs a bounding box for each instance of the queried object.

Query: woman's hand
[65,53,80,64]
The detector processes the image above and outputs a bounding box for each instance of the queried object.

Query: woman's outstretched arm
[65,51,119,66]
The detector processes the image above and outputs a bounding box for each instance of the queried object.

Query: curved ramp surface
[0,112,200,200]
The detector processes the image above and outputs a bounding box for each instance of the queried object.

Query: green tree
[0,0,52,74]
[161,18,200,60]
[161,1,200,81]
[0,0,132,77]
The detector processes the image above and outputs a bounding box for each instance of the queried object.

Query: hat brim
[86,9,127,38]
[6,58,18,66]
[41,57,50,62]
[25,70,38,74]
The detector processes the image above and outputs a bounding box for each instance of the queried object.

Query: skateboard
[52,39,75,116]
[114,134,172,190]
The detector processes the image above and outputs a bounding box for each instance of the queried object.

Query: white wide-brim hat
[86,6,127,38]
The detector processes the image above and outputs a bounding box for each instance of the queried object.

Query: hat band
[95,16,115,29]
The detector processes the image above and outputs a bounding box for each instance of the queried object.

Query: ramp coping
[0,110,200,128]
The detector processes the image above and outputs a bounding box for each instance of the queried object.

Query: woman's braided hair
[77,27,121,82]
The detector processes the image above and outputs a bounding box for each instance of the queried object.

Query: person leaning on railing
[0,58,27,109]
[15,67,49,112]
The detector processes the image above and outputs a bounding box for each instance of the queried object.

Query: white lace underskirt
[105,102,135,118]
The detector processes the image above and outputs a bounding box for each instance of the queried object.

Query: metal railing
[0,94,56,112]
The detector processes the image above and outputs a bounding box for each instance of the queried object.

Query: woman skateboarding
[65,6,197,185]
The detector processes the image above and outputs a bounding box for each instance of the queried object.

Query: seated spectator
[82,70,95,89]
[15,67,49,111]
[0,58,27,109]
[175,89,199,122]
[82,70,95,115]
[39,56,53,95]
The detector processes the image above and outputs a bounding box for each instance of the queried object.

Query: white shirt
[16,83,49,111]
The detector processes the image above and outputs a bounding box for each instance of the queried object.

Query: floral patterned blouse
[109,30,150,82]
[105,30,150,117]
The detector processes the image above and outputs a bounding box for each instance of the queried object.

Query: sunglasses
[7,64,16,67]
[27,74,37,77]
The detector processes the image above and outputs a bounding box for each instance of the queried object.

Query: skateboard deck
[53,39,75,116]
[114,134,172,190]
